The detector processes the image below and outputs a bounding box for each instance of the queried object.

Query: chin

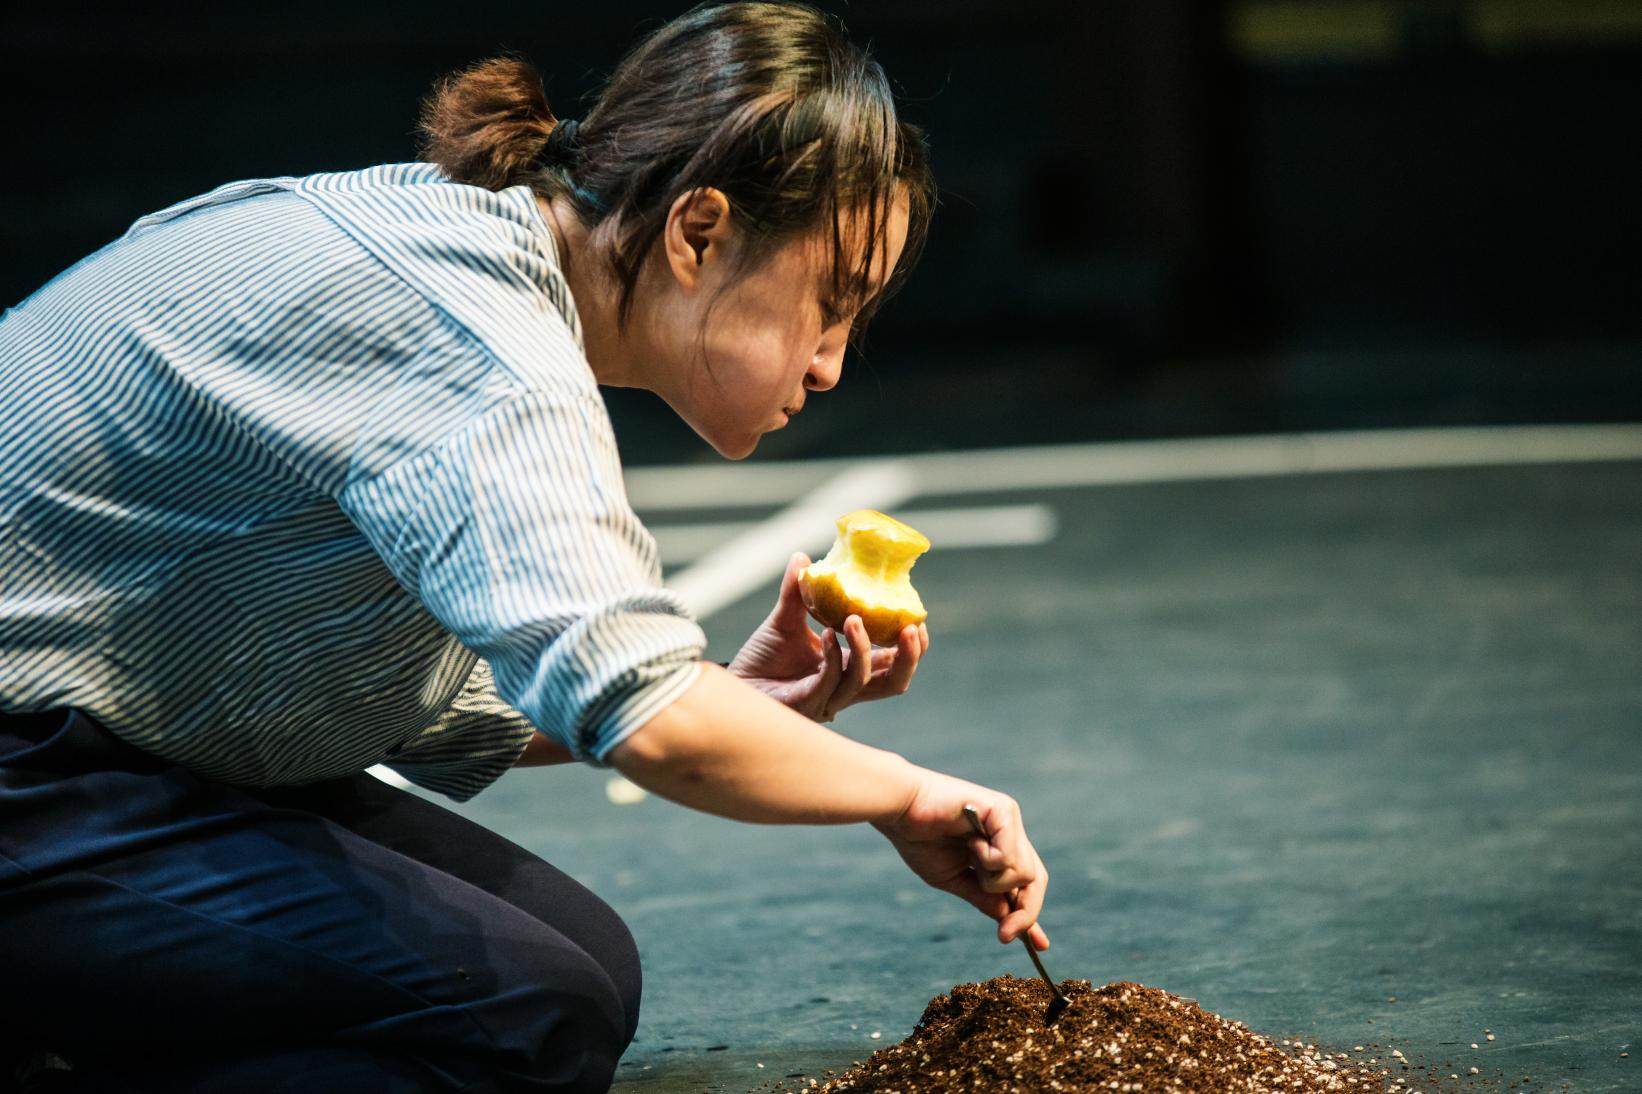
[722,436,761,461]
[679,408,771,461]
[699,429,761,461]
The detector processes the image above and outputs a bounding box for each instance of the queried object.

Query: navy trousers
[0,709,641,1093]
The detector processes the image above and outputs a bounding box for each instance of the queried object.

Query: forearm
[607,662,921,825]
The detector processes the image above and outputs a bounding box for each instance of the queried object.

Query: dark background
[4,0,1639,464]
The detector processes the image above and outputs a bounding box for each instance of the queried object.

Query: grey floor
[439,449,1641,1093]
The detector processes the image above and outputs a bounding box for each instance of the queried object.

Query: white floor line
[626,459,849,511]
[902,504,1058,549]
[626,423,1642,509]
[663,459,919,621]
[652,503,1058,567]
[909,423,1642,496]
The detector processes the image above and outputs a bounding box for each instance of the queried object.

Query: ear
[663,187,734,290]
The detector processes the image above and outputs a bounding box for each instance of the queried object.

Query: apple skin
[799,568,927,646]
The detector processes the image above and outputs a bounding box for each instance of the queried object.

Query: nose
[805,351,842,392]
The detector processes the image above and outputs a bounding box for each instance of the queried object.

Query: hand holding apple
[725,534,930,722]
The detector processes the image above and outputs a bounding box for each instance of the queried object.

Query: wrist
[871,754,925,832]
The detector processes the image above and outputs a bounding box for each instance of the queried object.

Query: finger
[967,811,1039,895]
[864,630,914,680]
[890,623,922,688]
[858,626,920,702]
[1026,923,1051,951]
[768,552,814,630]
[817,626,844,715]
[974,864,1036,895]
[850,617,873,685]
[920,622,930,654]
[970,840,1035,895]
[969,799,1028,862]
[991,800,1036,887]
[1001,853,1048,945]
[934,867,1013,924]
[830,616,873,708]
[1001,906,1038,945]
[968,834,999,866]
[967,834,1010,892]
[973,801,1042,894]
[999,887,1036,944]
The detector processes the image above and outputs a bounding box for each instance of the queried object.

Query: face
[637,188,912,460]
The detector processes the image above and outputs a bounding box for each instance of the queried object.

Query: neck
[537,193,642,389]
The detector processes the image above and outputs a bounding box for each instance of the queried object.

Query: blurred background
[3,0,1639,463]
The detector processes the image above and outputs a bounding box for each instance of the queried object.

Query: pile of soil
[778,976,1450,1093]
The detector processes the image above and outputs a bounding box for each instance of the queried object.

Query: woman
[0,3,1050,1091]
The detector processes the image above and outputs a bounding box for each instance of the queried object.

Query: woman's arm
[607,662,1050,947]
[606,662,916,824]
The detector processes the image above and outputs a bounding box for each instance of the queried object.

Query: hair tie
[535,117,607,214]
[538,118,581,167]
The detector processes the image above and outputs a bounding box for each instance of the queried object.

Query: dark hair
[417,1,933,349]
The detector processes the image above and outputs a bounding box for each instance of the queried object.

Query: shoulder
[293,164,589,395]
[293,163,562,287]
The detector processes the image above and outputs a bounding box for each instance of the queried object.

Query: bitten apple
[798,509,930,646]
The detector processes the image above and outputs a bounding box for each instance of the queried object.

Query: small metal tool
[963,804,1072,1021]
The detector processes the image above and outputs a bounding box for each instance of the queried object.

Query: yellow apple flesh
[798,509,930,646]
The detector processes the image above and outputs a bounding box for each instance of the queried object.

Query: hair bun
[418,56,554,190]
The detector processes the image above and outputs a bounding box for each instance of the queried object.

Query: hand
[727,551,930,723]
[873,771,1051,950]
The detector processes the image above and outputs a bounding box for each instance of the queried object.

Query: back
[0,166,706,796]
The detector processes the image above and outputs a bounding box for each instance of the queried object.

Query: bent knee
[591,899,642,1044]
[509,867,643,1046]
[473,922,639,1085]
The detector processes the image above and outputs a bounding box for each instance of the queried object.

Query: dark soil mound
[794,976,1395,1093]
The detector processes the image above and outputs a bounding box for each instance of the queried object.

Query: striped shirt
[0,163,707,801]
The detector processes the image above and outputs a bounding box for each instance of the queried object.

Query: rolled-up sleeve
[340,386,707,766]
